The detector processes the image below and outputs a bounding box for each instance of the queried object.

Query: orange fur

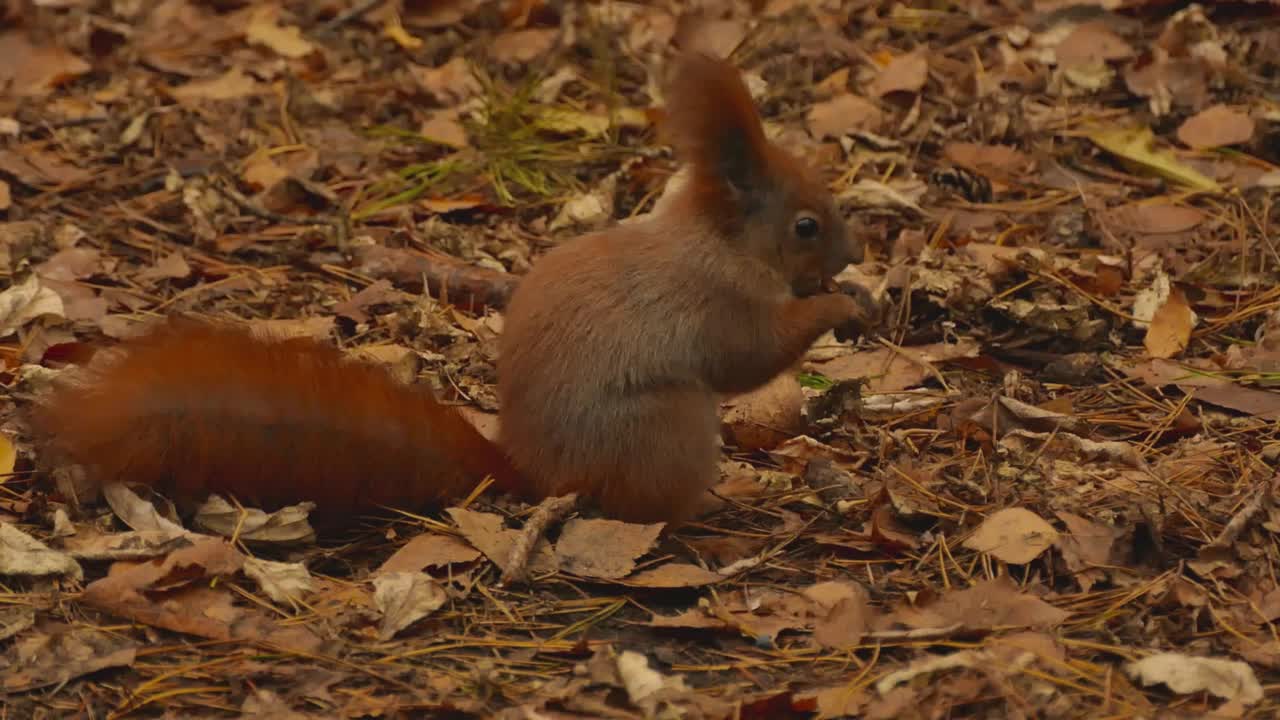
[29,318,524,525]
[29,52,867,529]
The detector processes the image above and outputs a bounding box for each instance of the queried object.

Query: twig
[1205,473,1275,550]
[315,0,389,35]
[499,493,579,586]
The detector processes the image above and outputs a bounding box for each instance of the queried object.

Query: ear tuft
[660,52,769,194]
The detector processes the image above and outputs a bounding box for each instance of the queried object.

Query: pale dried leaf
[1126,653,1262,704]
[963,507,1059,564]
[0,275,65,338]
[554,518,663,579]
[0,522,83,580]
[193,495,317,545]
[372,571,448,639]
[244,556,315,605]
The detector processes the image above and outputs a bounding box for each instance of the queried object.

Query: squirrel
[26,51,872,529]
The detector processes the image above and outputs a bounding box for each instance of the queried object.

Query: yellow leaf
[383,15,423,50]
[1087,126,1220,192]
[0,432,15,481]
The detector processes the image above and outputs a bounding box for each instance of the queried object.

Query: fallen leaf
[1053,22,1134,67]
[245,5,314,59]
[616,650,691,710]
[243,556,315,606]
[0,432,14,478]
[0,275,66,338]
[241,150,290,191]
[1144,284,1194,359]
[1126,653,1262,705]
[806,93,883,139]
[193,495,317,546]
[963,508,1059,564]
[0,180,9,210]
[1088,126,1220,192]
[1177,105,1255,150]
[554,518,663,579]
[0,522,83,580]
[447,507,557,576]
[0,31,91,96]
[101,482,190,538]
[721,372,805,452]
[1105,201,1205,234]
[0,145,92,187]
[885,576,1069,631]
[2,625,136,693]
[376,533,481,575]
[250,316,335,342]
[674,15,746,59]
[868,51,928,97]
[489,28,558,65]
[622,562,723,588]
[804,581,873,649]
[410,56,479,105]
[137,252,192,283]
[875,650,986,695]
[420,109,469,149]
[0,606,35,643]
[372,571,448,639]
[808,339,980,392]
[170,68,263,102]
[61,528,196,561]
[943,142,1033,181]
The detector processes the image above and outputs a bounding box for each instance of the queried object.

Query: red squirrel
[28,51,869,528]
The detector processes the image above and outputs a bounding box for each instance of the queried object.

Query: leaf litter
[4,0,1280,717]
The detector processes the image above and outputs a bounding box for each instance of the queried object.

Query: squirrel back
[29,317,522,524]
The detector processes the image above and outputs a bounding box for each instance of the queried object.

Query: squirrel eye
[794,215,820,240]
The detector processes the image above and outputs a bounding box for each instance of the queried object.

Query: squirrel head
[660,51,864,296]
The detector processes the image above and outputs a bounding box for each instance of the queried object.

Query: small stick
[499,493,579,586]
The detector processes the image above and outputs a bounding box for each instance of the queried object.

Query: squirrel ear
[660,52,769,195]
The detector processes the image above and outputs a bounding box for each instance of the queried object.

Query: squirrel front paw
[831,282,882,343]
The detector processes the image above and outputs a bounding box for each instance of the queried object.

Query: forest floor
[4,0,1280,718]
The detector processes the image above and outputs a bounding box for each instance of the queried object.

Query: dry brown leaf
[0,179,10,210]
[447,507,558,575]
[372,571,448,640]
[138,252,193,283]
[410,56,480,105]
[943,142,1033,181]
[170,67,263,102]
[1105,201,1205,234]
[554,518,663,579]
[377,533,481,575]
[804,580,872,649]
[420,109,469,149]
[809,339,979,392]
[868,51,928,97]
[806,93,883,139]
[243,556,314,606]
[885,576,1069,631]
[489,28,558,65]
[241,151,290,191]
[0,145,93,186]
[1054,22,1135,67]
[963,507,1059,564]
[1144,284,1194,359]
[1177,105,1255,150]
[60,528,195,561]
[0,31,91,96]
[1,625,137,693]
[721,372,804,452]
[622,562,722,588]
[245,5,313,58]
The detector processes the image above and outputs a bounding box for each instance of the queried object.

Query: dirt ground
[4,0,1280,718]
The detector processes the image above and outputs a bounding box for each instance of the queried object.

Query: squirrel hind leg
[573,389,722,526]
